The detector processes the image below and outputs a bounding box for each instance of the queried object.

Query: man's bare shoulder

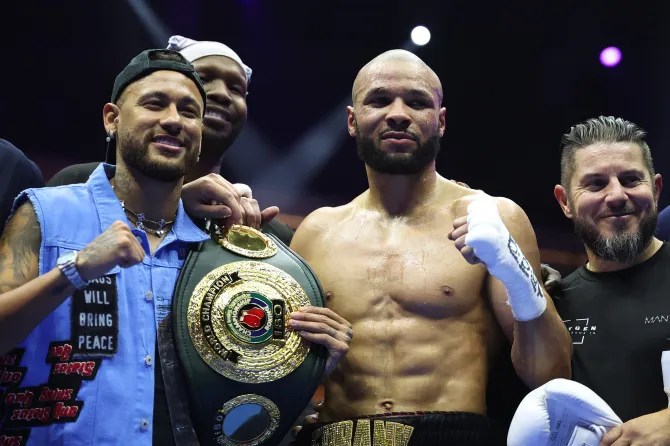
[437,177,489,215]
[291,202,356,253]
[453,190,536,240]
[309,204,354,219]
[481,196,534,232]
[438,178,527,223]
[298,203,356,232]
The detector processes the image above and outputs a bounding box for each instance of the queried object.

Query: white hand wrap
[465,196,546,321]
[507,378,622,446]
[233,183,253,199]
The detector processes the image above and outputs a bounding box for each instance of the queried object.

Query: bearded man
[551,115,670,445]
[290,49,572,446]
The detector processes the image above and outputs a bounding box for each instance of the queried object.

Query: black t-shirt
[553,243,670,421]
[0,139,45,232]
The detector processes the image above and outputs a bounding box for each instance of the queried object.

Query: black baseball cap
[106,48,207,163]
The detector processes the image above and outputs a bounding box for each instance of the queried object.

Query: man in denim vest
[0,48,349,446]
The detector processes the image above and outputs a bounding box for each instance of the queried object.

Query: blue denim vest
[0,164,208,445]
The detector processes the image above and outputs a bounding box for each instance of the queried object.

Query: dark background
[2,0,670,253]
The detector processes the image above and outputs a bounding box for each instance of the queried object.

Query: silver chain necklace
[120,200,175,237]
[111,181,176,236]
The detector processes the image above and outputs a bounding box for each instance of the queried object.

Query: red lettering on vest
[0,435,23,446]
[38,386,74,403]
[0,369,23,385]
[47,344,73,363]
[4,390,33,407]
[0,354,17,367]
[51,402,79,421]
[52,361,96,378]
[10,407,51,423]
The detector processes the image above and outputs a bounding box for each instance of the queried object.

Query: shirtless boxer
[288,49,572,445]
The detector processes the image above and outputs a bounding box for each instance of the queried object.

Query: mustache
[379,129,418,141]
[602,206,636,217]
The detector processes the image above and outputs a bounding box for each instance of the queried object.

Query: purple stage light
[600,47,622,67]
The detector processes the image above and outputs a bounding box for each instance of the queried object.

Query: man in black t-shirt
[552,116,670,444]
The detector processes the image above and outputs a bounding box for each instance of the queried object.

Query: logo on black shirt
[563,317,597,344]
[644,314,670,324]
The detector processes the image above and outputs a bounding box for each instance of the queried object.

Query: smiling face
[347,51,446,175]
[110,70,204,182]
[192,55,248,161]
[554,142,662,262]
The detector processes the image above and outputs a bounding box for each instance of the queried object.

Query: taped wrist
[490,234,547,321]
[465,197,546,322]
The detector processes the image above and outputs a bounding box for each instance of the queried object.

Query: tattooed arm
[0,202,75,353]
[0,203,145,354]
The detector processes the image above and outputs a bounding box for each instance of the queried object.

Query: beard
[573,208,658,263]
[117,132,199,182]
[356,133,441,175]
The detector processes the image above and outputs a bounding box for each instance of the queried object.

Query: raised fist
[76,221,145,281]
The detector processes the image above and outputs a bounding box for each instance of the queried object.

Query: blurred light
[600,46,622,67]
[126,0,171,47]
[410,26,431,46]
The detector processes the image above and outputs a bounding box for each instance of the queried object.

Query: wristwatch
[57,251,89,290]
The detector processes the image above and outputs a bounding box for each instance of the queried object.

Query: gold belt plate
[188,260,310,383]
[215,224,278,259]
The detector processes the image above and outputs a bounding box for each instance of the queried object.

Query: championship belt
[173,224,327,445]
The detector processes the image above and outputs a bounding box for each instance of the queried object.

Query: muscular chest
[307,220,486,320]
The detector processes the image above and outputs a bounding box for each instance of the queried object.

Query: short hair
[560,115,655,188]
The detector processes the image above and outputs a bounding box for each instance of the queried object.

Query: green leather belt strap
[172,226,326,446]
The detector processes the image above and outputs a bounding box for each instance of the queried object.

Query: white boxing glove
[465,195,546,321]
[507,378,622,446]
